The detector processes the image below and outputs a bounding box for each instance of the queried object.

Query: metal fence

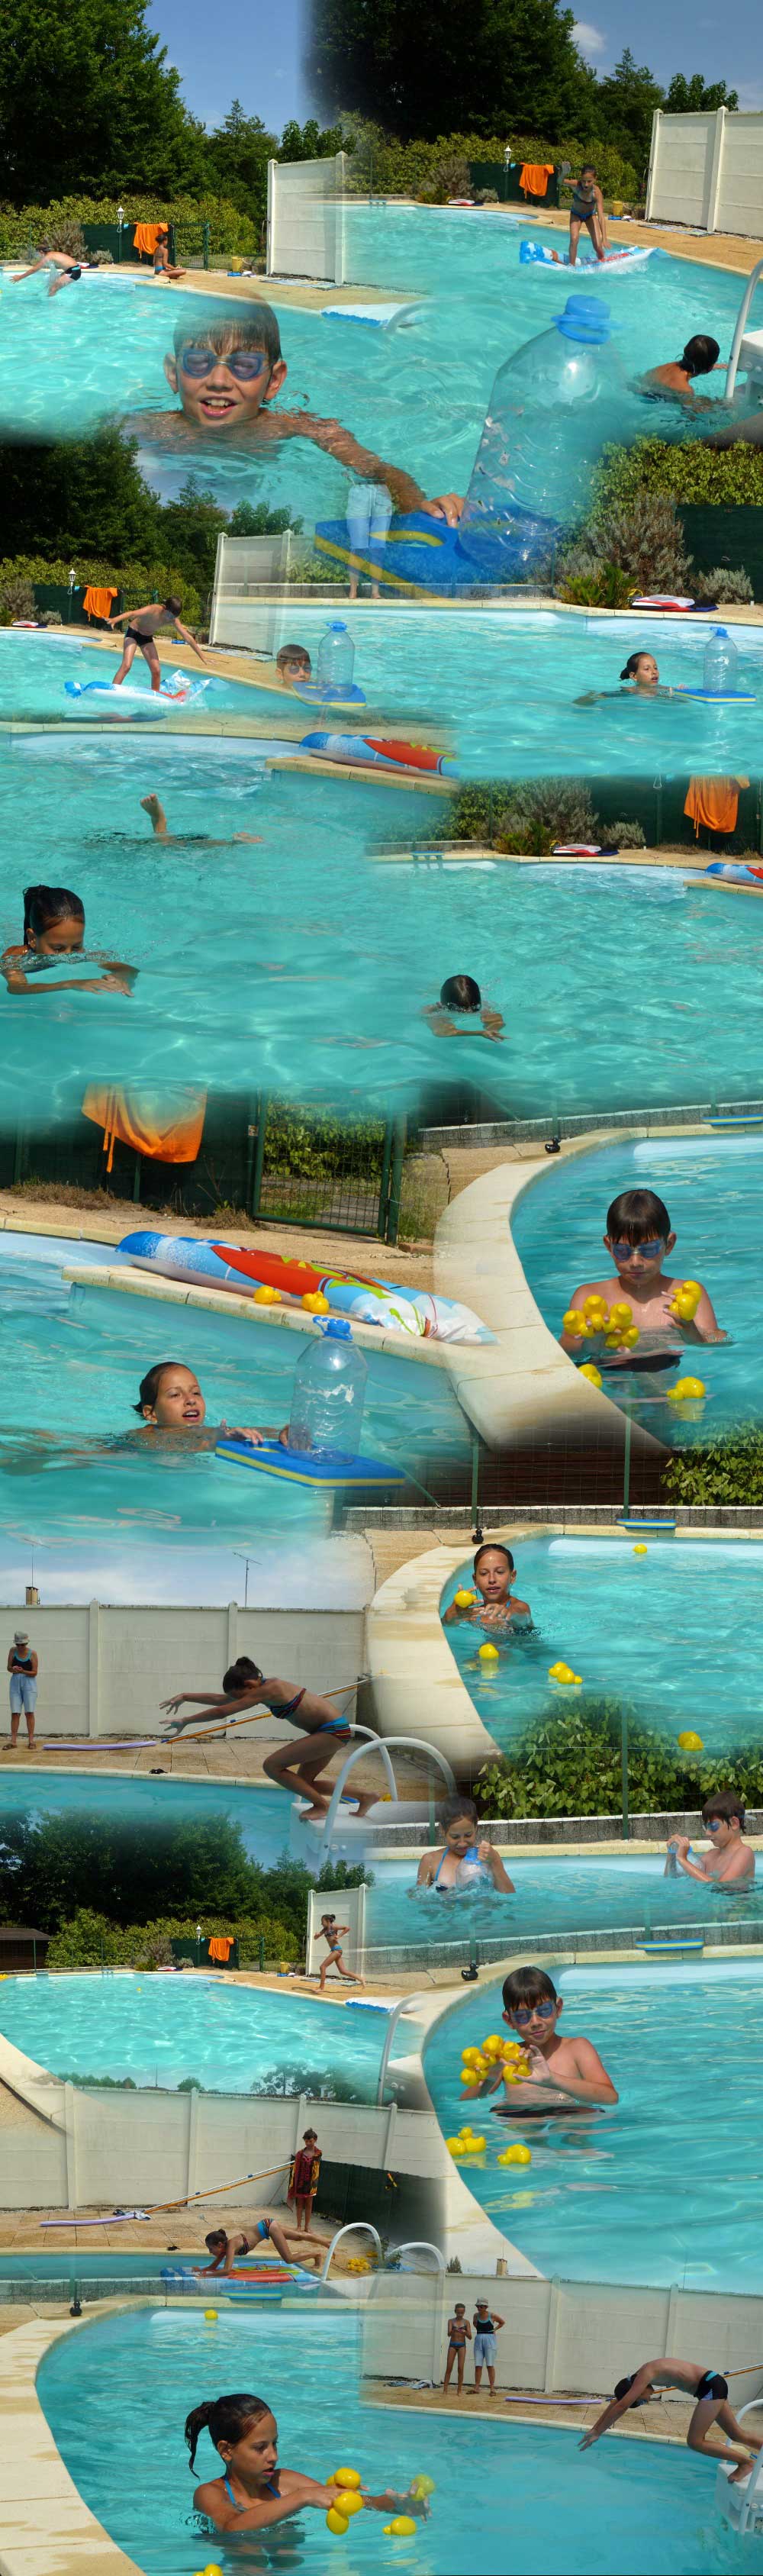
[5,1097,407,1243]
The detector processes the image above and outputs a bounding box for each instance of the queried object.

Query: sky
[571,0,763,111]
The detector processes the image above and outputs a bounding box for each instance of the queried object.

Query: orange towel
[684,777,749,837]
[82,585,117,622]
[520,163,555,198]
[208,1936,233,1962]
[133,223,162,260]
[82,1087,207,1174]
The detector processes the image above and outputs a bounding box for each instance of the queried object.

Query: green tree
[592,48,665,173]
[0,429,161,563]
[0,0,213,204]
[306,0,597,143]
[278,117,346,160]
[204,98,278,220]
[665,73,739,116]
[157,479,230,591]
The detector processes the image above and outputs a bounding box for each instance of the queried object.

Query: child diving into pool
[186,2391,430,2535]
[415,1794,515,1893]
[120,302,465,524]
[668,1791,755,1887]
[2,885,136,997]
[159,1655,378,1817]
[472,1966,617,2117]
[559,1187,724,1362]
[579,2358,763,2481]
[423,977,504,1044]
[317,1913,364,1988]
[139,792,262,845]
[133,1362,289,1449]
[195,2220,324,2275]
[12,245,87,295]
[443,1543,533,1636]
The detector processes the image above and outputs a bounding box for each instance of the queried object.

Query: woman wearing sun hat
[6,1632,38,1748]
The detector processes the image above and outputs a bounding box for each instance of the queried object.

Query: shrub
[663,1427,763,1507]
[561,494,692,596]
[494,778,600,856]
[91,250,114,267]
[694,564,754,605]
[0,196,257,263]
[474,188,499,204]
[431,153,471,197]
[609,818,646,848]
[474,1699,763,1820]
[0,573,36,624]
[559,562,633,609]
[40,610,63,626]
[592,437,763,511]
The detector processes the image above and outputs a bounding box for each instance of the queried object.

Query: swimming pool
[440,1536,763,1757]
[0,1232,468,1574]
[424,1959,763,2291]
[362,1850,763,1964]
[0,1971,406,2097]
[36,2302,756,2574]
[512,1133,763,1444]
[0,631,274,724]
[0,1772,331,1874]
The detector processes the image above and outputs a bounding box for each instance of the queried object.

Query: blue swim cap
[554,296,620,343]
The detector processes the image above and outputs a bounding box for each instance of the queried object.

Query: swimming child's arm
[578,2374,652,2449]
[480,1843,516,1892]
[531,2038,617,2107]
[283,413,464,521]
[671,1837,715,1882]
[480,1004,505,1041]
[362,2490,430,2518]
[219,1420,290,1446]
[559,1282,604,1351]
[416,1852,439,1883]
[194,2470,336,2530]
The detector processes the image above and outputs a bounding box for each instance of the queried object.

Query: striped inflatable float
[118,1233,492,1343]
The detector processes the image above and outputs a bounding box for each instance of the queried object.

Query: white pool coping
[60,1259,454,1372]
[0,2309,140,2575]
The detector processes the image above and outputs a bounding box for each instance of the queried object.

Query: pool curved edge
[414,1987,542,2277]
[0,2310,141,2576]
[433,1145,668,1457]
[368,1543,498,1767]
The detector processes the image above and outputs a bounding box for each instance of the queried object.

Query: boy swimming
[275,643,313,688]
[139,792,262,844]
[639,335,723,406]
[579,2357,762,2481]
[443,1543,533,1635]
[107,598,208,693]
[415,1794,515,1893]
[121,301,464,523]
[472,1966,617,2117]
[668,1791,755,1887]
[559,1186,723,1362]
[423,976,504,1044]
[186,2391,430,2535]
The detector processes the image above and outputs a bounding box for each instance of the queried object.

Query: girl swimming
[415,1794,515,1893]
[186,2391,430,2535]
[2,885,135,996]
[443,1544,533,1634]
[576,654,680,707]
[423,975,504,1043]
[160,1653,377,1817]
[134,1362,288,1451]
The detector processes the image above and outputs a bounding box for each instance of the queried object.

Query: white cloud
[573,20,607,56]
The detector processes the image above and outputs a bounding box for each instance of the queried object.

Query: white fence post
[706,106,727,231]
[87,1598,100,1739]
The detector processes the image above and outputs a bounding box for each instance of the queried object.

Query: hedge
[346,124,638,203]
[0,555,201,624]
[591,437,763,514]
[475,1698,763,1819]
[47,1907,301,1969]
[0,194,257,260]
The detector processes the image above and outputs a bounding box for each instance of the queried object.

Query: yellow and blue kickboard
[314,506,557,595]
[216,1436,406,1489]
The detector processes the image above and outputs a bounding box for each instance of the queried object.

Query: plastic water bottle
[455,1854,488,1893]
[665,1841,679,1876]
[703,626,739,695]
[288,1319,368,1461]
[457,297,628,578]
[316,621,356,698]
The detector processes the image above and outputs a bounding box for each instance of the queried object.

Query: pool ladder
[724,258,763,403]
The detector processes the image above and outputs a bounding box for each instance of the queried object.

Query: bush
[40,610,63,626]
[0,196,257,262]
[592,437,763,511]
[344,123,637,205]
[474,188,499,205]
[559,561,633,609]
[474,1698,763,1820]
[694,564,754,605]
[609,818,646,848]
[0,553,201,625]
[494,778,599,856]
[0,573,36,624]
[663,1427,763,1507]
[561,493,692,596]
[431,153,471,197]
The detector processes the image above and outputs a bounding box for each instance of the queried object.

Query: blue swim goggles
[177,347,270,379]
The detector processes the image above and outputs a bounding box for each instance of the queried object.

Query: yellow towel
[82,1087,207,1173]
[520,163,555,197]
[82,585,117,622]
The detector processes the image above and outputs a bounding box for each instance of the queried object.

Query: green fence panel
[680,506,763,604]
[469,160,559,207]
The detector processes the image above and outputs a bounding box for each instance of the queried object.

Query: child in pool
[668,1790,755,1887]
[107,597,208,692]
[423,976,504,1044]
[579,2357,763,2481]
[415,1794,515,1893]
[133,1362,289,1449]
[559,1185,723,1359]
[160,1655,378,1817]
[2,885,135,996]
[195,2220,324,2275]
[276,643,313,688]
[186,2391,430,2536]
[317,1913,364,1988]
[568,166,607,266]
[639,334,723,407]
[474,1966,617,2117]
[121,303,464,524]
[442,1543,533,1635]
[140,792,262,845]
[576,653,680,706]
[443,2304,472,2394]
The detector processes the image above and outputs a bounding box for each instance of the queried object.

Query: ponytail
[185,2391,270,2474]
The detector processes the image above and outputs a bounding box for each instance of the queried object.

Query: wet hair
[222,1656,263,1693]
[163,595,182,616]
[613,2374,647,2406]
[276,643,311,669]
[679,334,720,378]
[439,975,481,1013]
[620,653,656,682]
[606,1188,671,1246]
[439,1794,478,1832]
[702,1789,745,1826]
[133,1359,191,1417]
[173,301,282,368]
[502,1965,558,2012]
[23,885,85,946]
[473,1543,515,1579]
[185,2392,271,2474]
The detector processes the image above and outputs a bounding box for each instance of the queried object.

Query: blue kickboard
[216,1436,406,1488]
[314,505,559,592]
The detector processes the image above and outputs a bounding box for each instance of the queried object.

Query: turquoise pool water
[36,2304,755,2574]
[441,1536,763,1755]
[513,1133,763,1443]
[0,1971,403,2096]
[0,632,274,722]
[424,1960,763,2291]
[0,1233,467,1562]
[363,1852,763,1961]
[0,2250,206,2279]
[0,1773,327,1873]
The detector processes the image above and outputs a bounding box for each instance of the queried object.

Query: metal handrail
[394,2240,446,2272]
[319,2220,383,2281]
[315,1736,456,1855]
[724,256,763,402]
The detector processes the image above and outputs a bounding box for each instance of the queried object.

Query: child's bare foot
[729,2458,755,2484]
[140,794,169,837]
[342,1790,377,1816]
[232,833,264,843]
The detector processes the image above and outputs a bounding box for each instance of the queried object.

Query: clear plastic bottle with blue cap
[316,621,356,698]
[288,1319,368,1460]
[703,627,739,696]
[456,296,628,578]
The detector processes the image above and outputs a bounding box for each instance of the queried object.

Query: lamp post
[117,204,124,266]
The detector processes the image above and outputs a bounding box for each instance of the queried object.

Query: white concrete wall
[362,2273,763,2407]
[647,107,763,236]
[307,1882,367,1975]
[267,154,346,283]
[0,1601,364,1738]
[0,2072,443,2209]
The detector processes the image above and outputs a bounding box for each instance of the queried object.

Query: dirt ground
[365,2380,763,2447]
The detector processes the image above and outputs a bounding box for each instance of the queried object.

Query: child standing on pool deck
[120,303,465,524]
[443,2305,472,2394]
[472,1966,617,2117]
[317,1914,365,1989]
[415,1795,515,1893]
[579,2358,763,2481]
[186,2393,430,2534]
[668,1791,755,1887]
[473,2300,504,2394]
[559,1187,724,1358]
